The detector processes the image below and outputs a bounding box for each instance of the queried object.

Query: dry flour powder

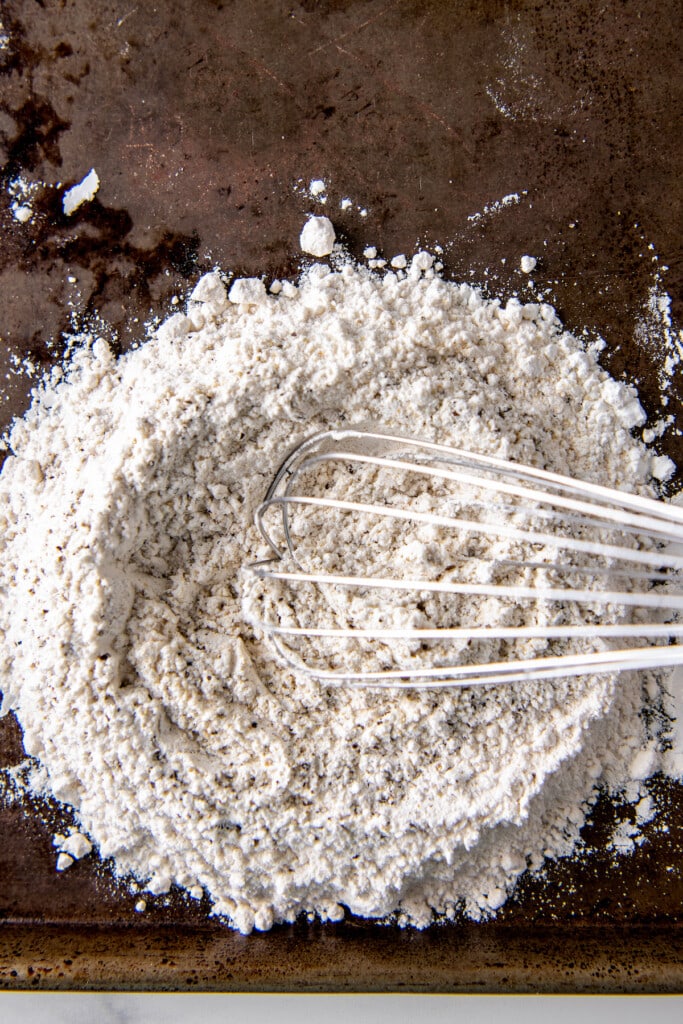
[0,247,672,932]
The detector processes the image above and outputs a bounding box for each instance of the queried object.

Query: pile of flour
[0,249,670,933]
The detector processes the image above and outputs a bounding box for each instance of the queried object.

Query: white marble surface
[0,994,681,1023]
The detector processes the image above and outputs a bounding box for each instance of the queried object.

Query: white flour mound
[0,255,668,933]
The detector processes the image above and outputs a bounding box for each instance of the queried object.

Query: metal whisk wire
[245,428,683,688]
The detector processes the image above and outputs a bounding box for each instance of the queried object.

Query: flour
[0,242,674,934]
[663,664,683,780]
[62,168,100,216]
[56,853,74,872]
[466,191,526,225]
[308,179,327,199]
[484,16,589,125]
[299,215,336,257]
[633,278,683,407]
[227,276,266,307]
[57,830,92,861]
[7,176,39,224]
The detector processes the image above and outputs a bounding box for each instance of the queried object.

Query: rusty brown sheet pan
[0,0,681,992]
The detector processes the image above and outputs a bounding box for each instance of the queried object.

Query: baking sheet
[0,0,682,992]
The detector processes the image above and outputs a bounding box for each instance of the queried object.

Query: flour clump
[0,254,667,933]
[299,215,336,257]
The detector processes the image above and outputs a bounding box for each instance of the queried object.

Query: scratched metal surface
[0,0,682,993]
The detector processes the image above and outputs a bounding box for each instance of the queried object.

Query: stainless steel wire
[245,428,683,687]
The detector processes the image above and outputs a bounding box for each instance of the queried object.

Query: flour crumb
[228,277,267,306]
[651,454,675,482]
[299,215,336,257]
[363,246,377,260]
[147,872,172,896]
[635,794,654,825]
[609,819,639,855]
[60,831,93,860]
[340,198,352,210]
[309,178,326,198]
[56,853,74,872]
[390,254,407,269]
[62,169,100,216]
[410,251,434,274]
[190,270,228,311]
[642,417,673,444]
[520,255,537,273]
[135,898,147,912]
[12,204,32,223]
[629,746,658,781]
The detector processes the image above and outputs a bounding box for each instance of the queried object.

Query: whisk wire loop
[246,428,683,688]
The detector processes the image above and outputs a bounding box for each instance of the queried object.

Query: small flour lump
[0,255,666,933]
[299,215,336,257]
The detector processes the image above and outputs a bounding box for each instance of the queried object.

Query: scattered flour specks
[663,664,683,781]
[633,278,683,407]
[7,176,40,223]
[467,190,527,225]
[485,17,592,124]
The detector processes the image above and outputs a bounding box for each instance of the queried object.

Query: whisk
[245,427,683,688]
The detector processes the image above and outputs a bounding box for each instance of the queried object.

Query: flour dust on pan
[0,223,678,934]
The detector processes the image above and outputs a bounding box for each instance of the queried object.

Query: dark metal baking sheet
[0,0,681,992]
